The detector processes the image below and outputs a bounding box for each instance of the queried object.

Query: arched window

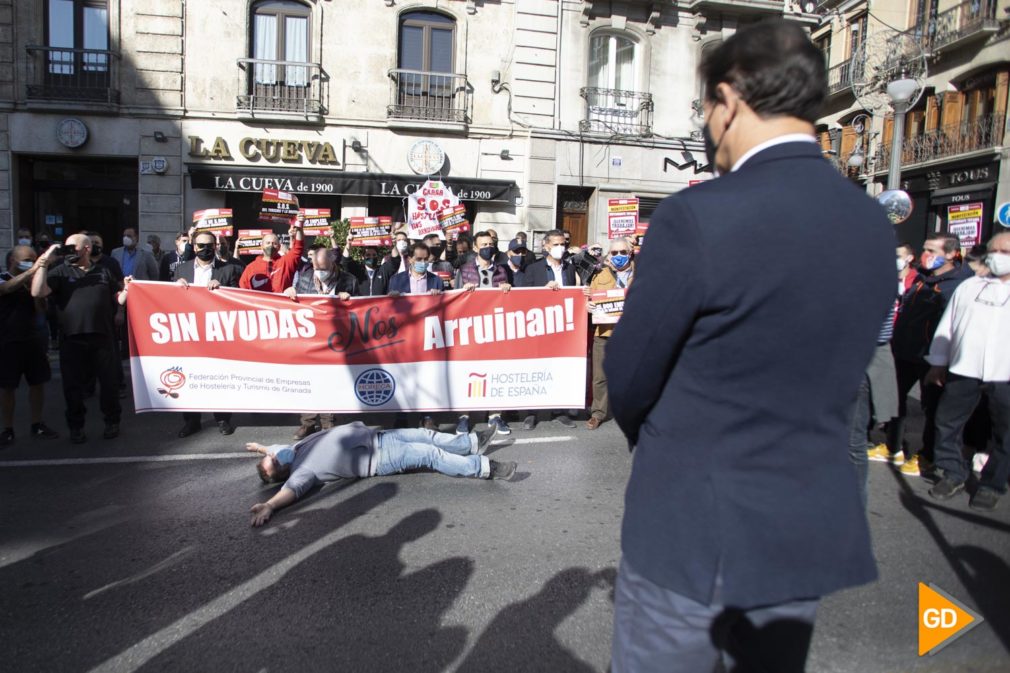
[398,10,455,73]
[251,1,310,87]
[582,31,650,135]
[589,32,636,92]
[390,11,465,123]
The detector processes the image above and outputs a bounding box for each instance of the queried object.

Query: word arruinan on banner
[126,283,588,413]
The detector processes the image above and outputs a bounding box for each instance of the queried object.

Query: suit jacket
[518,258,576,287]
[172,258,242,288]
[111,246,159,281]
[605,141,895,608]
[387,271,442,295]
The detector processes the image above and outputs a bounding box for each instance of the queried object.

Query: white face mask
[123,236,135,248]
[985,252,1010,277]
[896,258,908,272]
[548,245,565,261]
[17,237,31,246]
[396,240,408,253]
[313,269,332,283]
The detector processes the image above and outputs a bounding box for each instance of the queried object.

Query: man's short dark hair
[175,231,189,242]
[194,231,216,246]
[965,244,987,263]
[473,230,492,244]
[926,232,960,255]
[544,229,565,242]
[897,242,916,257]
[700,19,826,124]
[422,233,441,242]
[408,241,430,258]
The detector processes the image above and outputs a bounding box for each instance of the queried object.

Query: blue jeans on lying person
[374,428,488,478]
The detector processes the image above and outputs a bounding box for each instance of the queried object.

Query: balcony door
[395,11,456,120]
[251,0,310,111]
[586,33,641,133]
[44,0,109,100]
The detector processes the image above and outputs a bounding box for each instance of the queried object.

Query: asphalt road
[1,388,1008,673]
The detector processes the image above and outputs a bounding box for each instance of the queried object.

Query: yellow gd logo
[918,583,984,656]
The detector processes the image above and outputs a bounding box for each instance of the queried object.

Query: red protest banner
[259,189,299,225]
[193,209,234,236]
[126,283,588,413]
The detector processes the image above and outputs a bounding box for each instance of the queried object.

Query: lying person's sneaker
[522,414,537,431]
[0,428,13,446]
[455,414,471,435]
[292,424,317,440]
[474,426,499,454]
[178,420,201,438]
[928,476,965,501]
[217,420,236,436]
[489,414,511,435]
[30,422,59,439]
[489,459,517,480]
[969,488,1000,511]
[70,428,87,444]
[555,414,576,428]
[420,415,437,431]
[866,443,903,464]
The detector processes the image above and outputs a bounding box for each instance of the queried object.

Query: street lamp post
[885,76,919,190]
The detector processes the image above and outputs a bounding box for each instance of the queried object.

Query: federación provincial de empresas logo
[354,368,396,406]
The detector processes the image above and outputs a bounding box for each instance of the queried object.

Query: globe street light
[885,75,919,190]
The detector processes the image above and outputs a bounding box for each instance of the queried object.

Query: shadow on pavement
[711,613,814,673]
[893,471,1010,654]
[137,507,472,673]
[456,566,616,673]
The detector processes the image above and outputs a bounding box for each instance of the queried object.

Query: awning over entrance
[929,182,995,206]
[186,164,517,204]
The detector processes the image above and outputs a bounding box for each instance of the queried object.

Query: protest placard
[236,229,270,255]
[408,179,459,240]
[590,288,626,324]
[348,216,394,247]
[259,189,299,225]
[300,208,331,236]
[947,202,983,249]
[438,205,470,240]
[608,198,639,239]
[192,209,233,237]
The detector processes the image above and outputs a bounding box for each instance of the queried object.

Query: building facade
[0,0,821,254]
[815,0,1010,250]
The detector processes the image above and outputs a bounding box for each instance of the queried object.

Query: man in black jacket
[159,231,193,281]
[354,246,390,297]
[172,231,241,438]
[887,232,971,476]
[605,22,894,673]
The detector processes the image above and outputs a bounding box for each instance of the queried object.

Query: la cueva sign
[188,136,341,166]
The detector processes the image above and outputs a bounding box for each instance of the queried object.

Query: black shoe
[118,385,128,400]
[489,460,517,481]
[969,488,1000,511]
[928,476,965,501]
[522,414,537,431]
[0,428,13,446]
[217,420,236,435]
[103,423,120,440]
[555,414,576,428]
[475,426,499,455]
[69,428,87,444]
[30,423,59,440]
[178,420,202,438]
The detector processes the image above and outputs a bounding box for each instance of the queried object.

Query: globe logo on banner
[354,369,396,406]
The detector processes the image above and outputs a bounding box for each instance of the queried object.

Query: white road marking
[83,546,196,600]
[0,436,574,468]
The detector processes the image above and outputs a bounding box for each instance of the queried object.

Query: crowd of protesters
[1,219,646,448]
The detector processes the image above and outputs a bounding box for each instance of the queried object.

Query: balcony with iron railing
[874,115,1003,168]
[902,0,1000,56]
[827,58,853,96]
[236,58,328,119]
[579,88,654,136]
[387,69,470,126]
[25,45,119,104]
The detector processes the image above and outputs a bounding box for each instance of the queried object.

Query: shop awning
[186,164,517,204]
[930,182,995,206]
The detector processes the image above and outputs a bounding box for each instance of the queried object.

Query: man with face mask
[246,421,516,527]
[423,232,455,290]
[239,217,305,293]
[0,246,59,445]
[583,238,634,430]
[925,232,1010,510]
[513,232,537,268]
[159,231,193,281]
[887,233,972,476]
[172,232,242,438]
[355,246,390,296]
[506,238,529,286]
[16,229,33,248]
[31,235,124,443]
[519,229,578,430]
[381,230,412,279]
[387,242,443,297]
[604,22,895,672]
[111,227,158,281]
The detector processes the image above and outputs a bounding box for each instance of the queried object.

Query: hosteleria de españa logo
[918,583,983,656]
[157,366,186,398]
[467,372,487,398]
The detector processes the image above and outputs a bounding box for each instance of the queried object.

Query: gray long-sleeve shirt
[274,422,378,499]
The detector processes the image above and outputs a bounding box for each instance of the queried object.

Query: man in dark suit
[605,21,895,673]
[519,228,578,430]
[354,246,391,297]
[387,242,444,296]
[172,231,241,438]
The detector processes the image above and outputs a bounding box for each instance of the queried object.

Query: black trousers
[182,412,232,426]
[934,376,1010,493]
[60,334,121,429]
[887,358,941,461]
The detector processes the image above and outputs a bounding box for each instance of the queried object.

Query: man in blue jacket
[387,242,443,296]
[605,21,895,673]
